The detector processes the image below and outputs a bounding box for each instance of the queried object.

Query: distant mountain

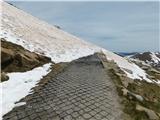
[115,52,138,57]
[130,52,160,69]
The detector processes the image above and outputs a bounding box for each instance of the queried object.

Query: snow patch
[150,52,160,64]
[101,49,153,82]
[14,102,26,107]
[0,63,52,117]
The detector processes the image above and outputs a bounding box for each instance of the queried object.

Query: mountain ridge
[129,52,160,70]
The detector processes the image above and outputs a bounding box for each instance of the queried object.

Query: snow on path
[0,63,52,118]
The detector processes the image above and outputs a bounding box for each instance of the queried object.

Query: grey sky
[10,1,159,52]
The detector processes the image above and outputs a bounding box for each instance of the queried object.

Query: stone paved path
[3,54,122,120]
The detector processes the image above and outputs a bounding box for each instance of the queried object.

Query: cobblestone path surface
[3,55,122,120]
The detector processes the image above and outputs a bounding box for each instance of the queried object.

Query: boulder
[136,104,159,120]
[1,72,9,82]
[122,88,128,96]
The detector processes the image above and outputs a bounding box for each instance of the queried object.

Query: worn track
[3,54,122,120]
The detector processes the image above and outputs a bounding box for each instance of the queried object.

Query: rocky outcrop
[132,52,153,61]
[131,52,160,70]
[1,39,51,73]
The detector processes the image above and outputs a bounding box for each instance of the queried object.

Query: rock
[121,77,133,88]
[14,53,23,66]
[126,90,144,102]
[148,75,156,79]
[122,80,129,88]
[122,88,128,96]
[136,104,159,120]
[1,40,51,73]
[141,66,149,70]
[122,68,133,74]
[1,48,14,69]
[155,73,160,79]
[116,73,123,77]
[149,68,160,74]
[1,72,9,82]
[134,94,144,102]
[54,25,61,29]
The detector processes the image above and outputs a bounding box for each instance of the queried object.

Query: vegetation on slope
[98,53,160,120]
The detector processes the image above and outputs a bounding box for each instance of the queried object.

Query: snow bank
[0,63,52,118]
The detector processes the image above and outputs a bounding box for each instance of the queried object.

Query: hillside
[0,2,154,82]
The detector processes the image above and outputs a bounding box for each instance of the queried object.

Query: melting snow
[0,63,52,118]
